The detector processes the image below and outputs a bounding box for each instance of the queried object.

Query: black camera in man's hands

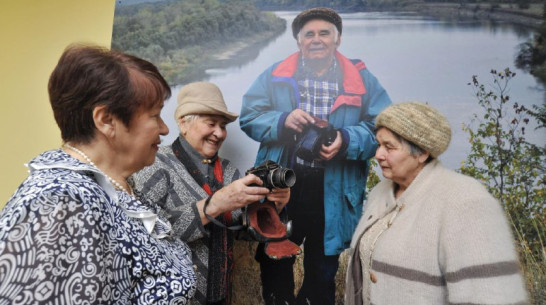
[294,116,337,162]
[246,160,296,189]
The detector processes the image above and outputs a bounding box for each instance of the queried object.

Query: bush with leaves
[460,68,545,304]
[515,3,546,86]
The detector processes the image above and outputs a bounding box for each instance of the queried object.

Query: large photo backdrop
[112,0,545,173]
[111,2,545,304]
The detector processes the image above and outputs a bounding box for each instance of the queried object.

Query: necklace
[64,143,134,196]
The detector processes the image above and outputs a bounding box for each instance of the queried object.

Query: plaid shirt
[295,59,340,167]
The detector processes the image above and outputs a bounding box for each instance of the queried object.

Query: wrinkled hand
[267,187,291,213]
[285,109,315,133]
[206,174,270,216]
[319,130,342,161]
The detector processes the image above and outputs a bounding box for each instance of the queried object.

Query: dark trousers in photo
[255,165,340,305]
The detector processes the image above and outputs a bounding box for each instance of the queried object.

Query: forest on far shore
[112,0,286,85]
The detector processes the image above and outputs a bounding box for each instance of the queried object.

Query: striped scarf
[172,138,234,304]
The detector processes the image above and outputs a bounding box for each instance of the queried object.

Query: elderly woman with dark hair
[132,81,291,305]
[0,44,196,304]
[345,102,529,305]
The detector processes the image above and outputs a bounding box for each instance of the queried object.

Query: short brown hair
[48,44,171,143]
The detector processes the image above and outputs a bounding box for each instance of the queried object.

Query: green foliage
[253,0,418,11]
[516,3,546,86]
[112,0,286,85]
[366,158,381,195]
[527,102,546,130]
[460,68,545,304]
[518,0,531,10]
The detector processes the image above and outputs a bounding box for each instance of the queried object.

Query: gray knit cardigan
[132,144,241,305]
[345,160,529,305]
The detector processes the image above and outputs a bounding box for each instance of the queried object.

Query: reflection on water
[161,11,545,173]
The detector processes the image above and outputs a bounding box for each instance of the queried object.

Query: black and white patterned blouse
[0,149,196,304]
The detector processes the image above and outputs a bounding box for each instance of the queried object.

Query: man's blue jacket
[240,51,392,255]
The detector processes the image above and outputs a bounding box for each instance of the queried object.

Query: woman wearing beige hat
[132,82,290,305]
[344,102,528,305]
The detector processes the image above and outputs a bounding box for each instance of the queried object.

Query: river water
[160,11,546,173]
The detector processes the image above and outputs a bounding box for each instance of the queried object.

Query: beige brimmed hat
[175,82,238,122]
[375,102,452,158]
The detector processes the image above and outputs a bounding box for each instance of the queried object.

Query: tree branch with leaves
[460,68,545,304]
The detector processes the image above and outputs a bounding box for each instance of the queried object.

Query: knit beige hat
[174,82,238,122]
[375,102,452,158]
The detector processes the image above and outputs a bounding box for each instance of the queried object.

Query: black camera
[240,160,301,259]
[246,160,296,189]
[294,116,337,162]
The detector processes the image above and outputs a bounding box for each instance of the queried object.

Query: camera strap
[172,137,241,300]
[203,195,244,230]
[172,138,243,230]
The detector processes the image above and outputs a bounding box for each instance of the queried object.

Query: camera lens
[267,168,296,188]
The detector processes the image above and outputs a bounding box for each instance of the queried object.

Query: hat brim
[177,102,238,122]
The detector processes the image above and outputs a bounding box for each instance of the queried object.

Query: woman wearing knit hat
[132,82,291,305]
[345,102,528,305]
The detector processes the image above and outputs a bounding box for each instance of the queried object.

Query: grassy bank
[232,241,351,305]
[157,28,285,85]
[112,0,286,85]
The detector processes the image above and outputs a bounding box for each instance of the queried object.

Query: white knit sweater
[345,160,529,305]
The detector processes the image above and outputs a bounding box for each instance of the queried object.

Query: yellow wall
[0,1,115,207]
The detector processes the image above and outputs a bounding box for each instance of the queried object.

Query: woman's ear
[418,151,431,164]
[93,105,116,138]
[178,117,188,136]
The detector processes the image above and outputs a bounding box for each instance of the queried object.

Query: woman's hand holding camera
[198,174,270,224]
[267,187,291,213]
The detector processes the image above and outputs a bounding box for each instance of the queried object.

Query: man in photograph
[239,7,392,305]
